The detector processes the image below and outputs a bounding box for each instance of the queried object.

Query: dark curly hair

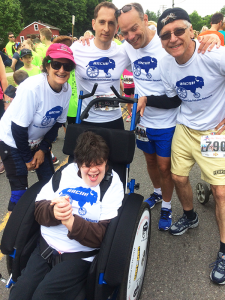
[42,55,51,74]
[74,131,109,168]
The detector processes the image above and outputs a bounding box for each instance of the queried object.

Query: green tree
[220,5,225,16]
[189,10,204,31]
[19,0,87,38]
[202,15,212,29]
[145,10,158,22]
[0,0,23,47]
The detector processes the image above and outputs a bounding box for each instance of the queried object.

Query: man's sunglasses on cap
[115,4,138,18]
[48,60,74,72]
[159,27,188,40]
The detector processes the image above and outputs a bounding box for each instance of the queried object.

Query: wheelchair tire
[117,202,151,300]
[196,182,210,204]
[6,255,13,275]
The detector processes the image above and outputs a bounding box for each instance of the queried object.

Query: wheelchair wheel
[6,255,13,275]
[196,182,210,204]
[117,202,151,300]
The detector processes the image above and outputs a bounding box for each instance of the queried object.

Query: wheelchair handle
[79,83,98,100]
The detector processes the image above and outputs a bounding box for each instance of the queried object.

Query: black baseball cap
[20,48,33,58]
[157,8,191,36]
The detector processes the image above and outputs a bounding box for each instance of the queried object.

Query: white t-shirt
[70,40,130,123]
[159,40,225,131]
[0,74,71,148]
[123,34,179,129]
[36,163,124,256]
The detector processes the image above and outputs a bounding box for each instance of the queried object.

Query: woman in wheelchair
[9,131,124,300]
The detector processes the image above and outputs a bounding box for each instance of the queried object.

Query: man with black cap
[157,7,225,284]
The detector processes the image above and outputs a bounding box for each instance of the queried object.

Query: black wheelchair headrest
[63,124,136,164]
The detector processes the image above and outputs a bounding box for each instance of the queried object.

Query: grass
[7,76,16,87]
[5,66,13,73]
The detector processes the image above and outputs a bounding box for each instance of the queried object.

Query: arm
[39,122,62,153]
[0,56,8,92]
[11,58,17,72]
[137,94,181,117]
[35,200,61,226]
[197,33,221,54]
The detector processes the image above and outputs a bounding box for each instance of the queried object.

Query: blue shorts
[136,126,176,157]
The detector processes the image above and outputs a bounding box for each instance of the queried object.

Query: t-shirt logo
[133,56,157,80]
[176,76,204,99]
[86,57,115,78]
[59,187,98,216]
[41,106,63,126]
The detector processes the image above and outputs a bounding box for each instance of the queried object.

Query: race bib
[201,135,225,157]
[94,92,120,111]
[135,124,149,142]
[123,75,134,85]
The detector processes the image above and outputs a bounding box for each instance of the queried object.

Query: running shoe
[52,156,59,165]
[210,252,225,284]
[158,208,172,231]
[169,212,199,236]
[145,192,162,209]
[0,161,5,174]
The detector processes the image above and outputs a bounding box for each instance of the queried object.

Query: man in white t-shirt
[157,7,225,284]
[70,2,130,130]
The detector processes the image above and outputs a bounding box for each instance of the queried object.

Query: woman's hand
[52,196,73,221]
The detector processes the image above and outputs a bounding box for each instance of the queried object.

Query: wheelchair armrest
[104,193,144,286]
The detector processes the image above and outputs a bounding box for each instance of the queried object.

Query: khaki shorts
[171,124,225,185]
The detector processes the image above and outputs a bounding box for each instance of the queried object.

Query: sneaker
[145,192,162,209]
[210,252,225,284]
[52,156,59,165]
[0,161,5,174]
[126,114,131,122]
[158,208,172,231]
[169,213,199,236]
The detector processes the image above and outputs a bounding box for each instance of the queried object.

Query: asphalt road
[0,118,224,300]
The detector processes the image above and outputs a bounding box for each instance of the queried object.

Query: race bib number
[201,135,225,157]
[94,92,120,111]
[123,75,134,85]
[135,124,149,142]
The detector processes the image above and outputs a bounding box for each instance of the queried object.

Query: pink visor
[46,43,75,64]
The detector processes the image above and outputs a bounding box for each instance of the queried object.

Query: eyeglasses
[49,60,74,72]
[115,4,138,18]
[159,27,188,40]
[9,36,15,38]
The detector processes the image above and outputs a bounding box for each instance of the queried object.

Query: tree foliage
[220,5,225,16]
[0,0,23,46]
[145,10,158,22]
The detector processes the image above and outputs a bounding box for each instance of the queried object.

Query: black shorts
[0,99,4,119]
[124,87,135,96]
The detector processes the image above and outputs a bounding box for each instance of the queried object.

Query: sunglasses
[115,4,138,18]
[49,60,74,72]
[9,36,15,38]
[159,27,188,40]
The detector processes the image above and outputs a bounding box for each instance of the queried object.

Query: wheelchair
[0,84,151,300]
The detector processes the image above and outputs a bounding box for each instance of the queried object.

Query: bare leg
[172,174,193,210]
[211,185,225,243]
[157,155,174,202]
[143,152,160,188]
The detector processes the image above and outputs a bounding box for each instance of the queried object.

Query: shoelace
[209,255,225,269]
[160,209,170,220]
[150,192,160,200]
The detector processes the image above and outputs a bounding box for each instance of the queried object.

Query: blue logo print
[86,57,115,78]
[133,56,157,79]
[60,187,98,216]
[176,76,204,99]
[41,106,63,126]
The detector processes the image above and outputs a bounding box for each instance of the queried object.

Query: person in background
[0,55,8,174]
[84,30,93,39]
[39,28,53,55]
[200,25,208,33]
[11,42,24,72]
[219,17,225,43]
[22,40,42,67]
[3,85,16,111]
[199,13,224,46]
[118,31,125,43]
[33,38,47,60]
[122,69,134,122]
[148,20,157,31]
[5,32,15,59]
[13,70,29,86]
[19,49,41,77]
